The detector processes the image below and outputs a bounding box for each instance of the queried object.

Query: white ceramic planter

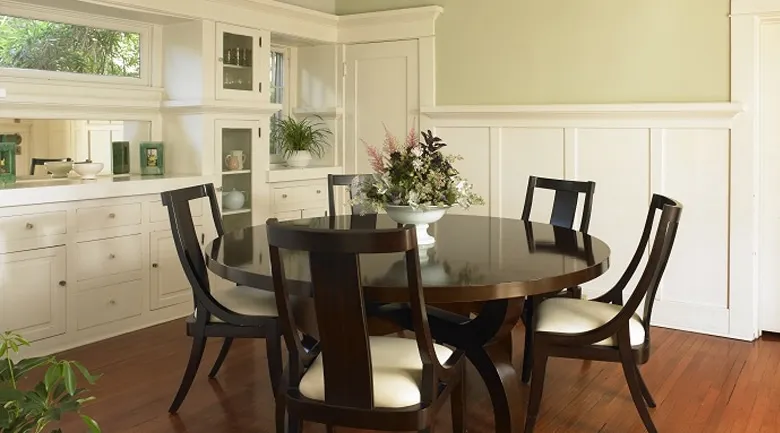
[384,205,449,245]
[72,162,104,180]
[286,150,312,168]
[43,161,73,178]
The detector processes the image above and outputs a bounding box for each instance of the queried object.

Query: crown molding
[337,6,443,43]
[421,102,744,128]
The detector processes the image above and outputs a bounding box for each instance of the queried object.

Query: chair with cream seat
[267,219,466,433]
[524,194,682,433]
[161,184,282,414]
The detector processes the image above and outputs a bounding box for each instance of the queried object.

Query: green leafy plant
[0,332,101,433]
[270,114,333,159]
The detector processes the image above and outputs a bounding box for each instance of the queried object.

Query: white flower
[411,146,423,158]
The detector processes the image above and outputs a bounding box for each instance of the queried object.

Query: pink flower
[363,139,385,173]
[382,123,400,154]
[405,125,418,149]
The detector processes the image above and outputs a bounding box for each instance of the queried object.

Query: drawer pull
[108,253,116,259]
[282,194,288,199]
[152,263,158,268]
[25,223,34,230]
[108,213,116,219]
[316,190,321,194]
[59,280,66,287]
[108,299,116,306]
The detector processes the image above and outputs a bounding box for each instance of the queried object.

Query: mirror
[0,118,152,180]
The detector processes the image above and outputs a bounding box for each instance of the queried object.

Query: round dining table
[205,214,610,433]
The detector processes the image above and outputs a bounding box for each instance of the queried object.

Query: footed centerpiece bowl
[384,205,448,246]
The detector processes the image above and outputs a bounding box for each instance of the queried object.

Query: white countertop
[0,173,209,207]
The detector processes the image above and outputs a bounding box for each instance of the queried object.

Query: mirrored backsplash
[0,118,152,179]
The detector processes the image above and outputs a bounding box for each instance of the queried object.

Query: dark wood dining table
[205,214,610,433]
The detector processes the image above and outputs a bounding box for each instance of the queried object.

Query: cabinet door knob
[152,263,158,268]
[282,194,288,198]
[218,57,224,63]
[108,253,116,259]
[217,186,224,192]
[316,190,321,194]
[108,213,116,219]
[108,299,116,305]
[25,223,34,229]
[59,280,66,287]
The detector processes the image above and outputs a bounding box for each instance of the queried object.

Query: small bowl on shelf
[73,161,104,180]
[43,161,73,178]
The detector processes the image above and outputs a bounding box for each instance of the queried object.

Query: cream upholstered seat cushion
[535,297,646,347]
[208,285,278,322]
[298,336,454,408]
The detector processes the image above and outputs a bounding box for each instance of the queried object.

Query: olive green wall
[335,0,731,105]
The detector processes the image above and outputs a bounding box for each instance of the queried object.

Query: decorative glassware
[139,142,164,175]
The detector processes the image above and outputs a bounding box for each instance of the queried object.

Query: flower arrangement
[351,126,485,214]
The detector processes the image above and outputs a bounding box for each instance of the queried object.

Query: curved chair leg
[451,365,466,433]
[521,297,536,384]
[619,340,658,433]
[266,326,283,394]
[208,338,234,378]
[635,365,657,408]
[524,346,549,433]
[169,335,207,413]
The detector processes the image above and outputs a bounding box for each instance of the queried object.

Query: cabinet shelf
[222,169,251,176]
[223,64,253,70]
[222,208,251,216]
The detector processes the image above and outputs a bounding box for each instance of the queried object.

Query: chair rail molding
[421,101,749,341]
[337,6,443,44]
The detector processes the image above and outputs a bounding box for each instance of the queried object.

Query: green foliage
[270,115,333,159]
[0,14,140,78]
[0,332,101,433]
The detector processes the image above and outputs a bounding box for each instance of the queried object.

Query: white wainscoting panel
[424,103,742,339]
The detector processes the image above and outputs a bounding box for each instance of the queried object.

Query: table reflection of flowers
[370,248,486,287]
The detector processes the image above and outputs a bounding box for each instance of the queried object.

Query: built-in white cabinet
[215,119,263,232]
[150,227,203,310]
[0,246,67,342]
[271,180,328,221]
[216,23,270,101]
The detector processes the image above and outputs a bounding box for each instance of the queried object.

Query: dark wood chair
[29,157,72,175]
[523,194,683,433]
[161,184,282,415]
[520,175,596,382]
[267,219,466,433]
[327,173,373,216]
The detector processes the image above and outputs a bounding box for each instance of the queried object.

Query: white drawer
[150,200,204,223]
[75,279,143,330]
[76,234,142,281]
[0,211,67,241]
[76,203,141,232]
[273,182,327,211]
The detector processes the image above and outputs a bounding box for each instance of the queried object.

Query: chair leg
[266,326,284,394]
[524,345,549,433]
[567,286,583,299]
[451,365,466,433]
[619,341,658,433]
[208,338,233,379]
[521,297,535,384]
[635,364,657,408]
[169,335,207,413]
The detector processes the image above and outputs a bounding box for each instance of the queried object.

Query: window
[269,47,289,161]
[0,13,141,79]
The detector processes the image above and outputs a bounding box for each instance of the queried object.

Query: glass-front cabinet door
[215,23,269,101]
[215,120,260,234]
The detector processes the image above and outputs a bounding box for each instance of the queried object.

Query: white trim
[0,0,154,86]
[732,0,780,15]
[293,107,343,119]
[421,103,744,128]
[161,100,282,115]
[337,6,443,44]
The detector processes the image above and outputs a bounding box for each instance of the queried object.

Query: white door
[345,40,419,176]
[149,227,203,310]
[0,246,67,342]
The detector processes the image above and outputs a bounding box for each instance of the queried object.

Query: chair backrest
[30,157,72,175]
[601,194,682,342]
[267,220,446,408]
[161,184,262,325]
[521,176,596,233]
[327,173,374,216]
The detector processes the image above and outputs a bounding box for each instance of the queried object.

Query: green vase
[112,141,130,175]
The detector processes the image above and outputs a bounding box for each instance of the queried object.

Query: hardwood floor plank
[38,320,780,432]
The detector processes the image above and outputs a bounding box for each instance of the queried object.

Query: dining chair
[29,157,72,175]
[266,219,466,433]
[520,175,596,382]
[161,184,282,414]
[327,173,373,216]
[523,194,682,433]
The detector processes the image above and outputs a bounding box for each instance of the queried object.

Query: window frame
[269,44,292,163]
[0,1,153,86]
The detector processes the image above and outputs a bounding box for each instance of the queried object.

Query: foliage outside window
[269,49,286,159]
[0,14,141,79]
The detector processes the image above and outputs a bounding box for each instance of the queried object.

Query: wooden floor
[48,319,780,433]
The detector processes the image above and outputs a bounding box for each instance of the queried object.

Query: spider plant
[270,114,332,159]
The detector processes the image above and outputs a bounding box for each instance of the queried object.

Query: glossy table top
[205,214,610,303]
